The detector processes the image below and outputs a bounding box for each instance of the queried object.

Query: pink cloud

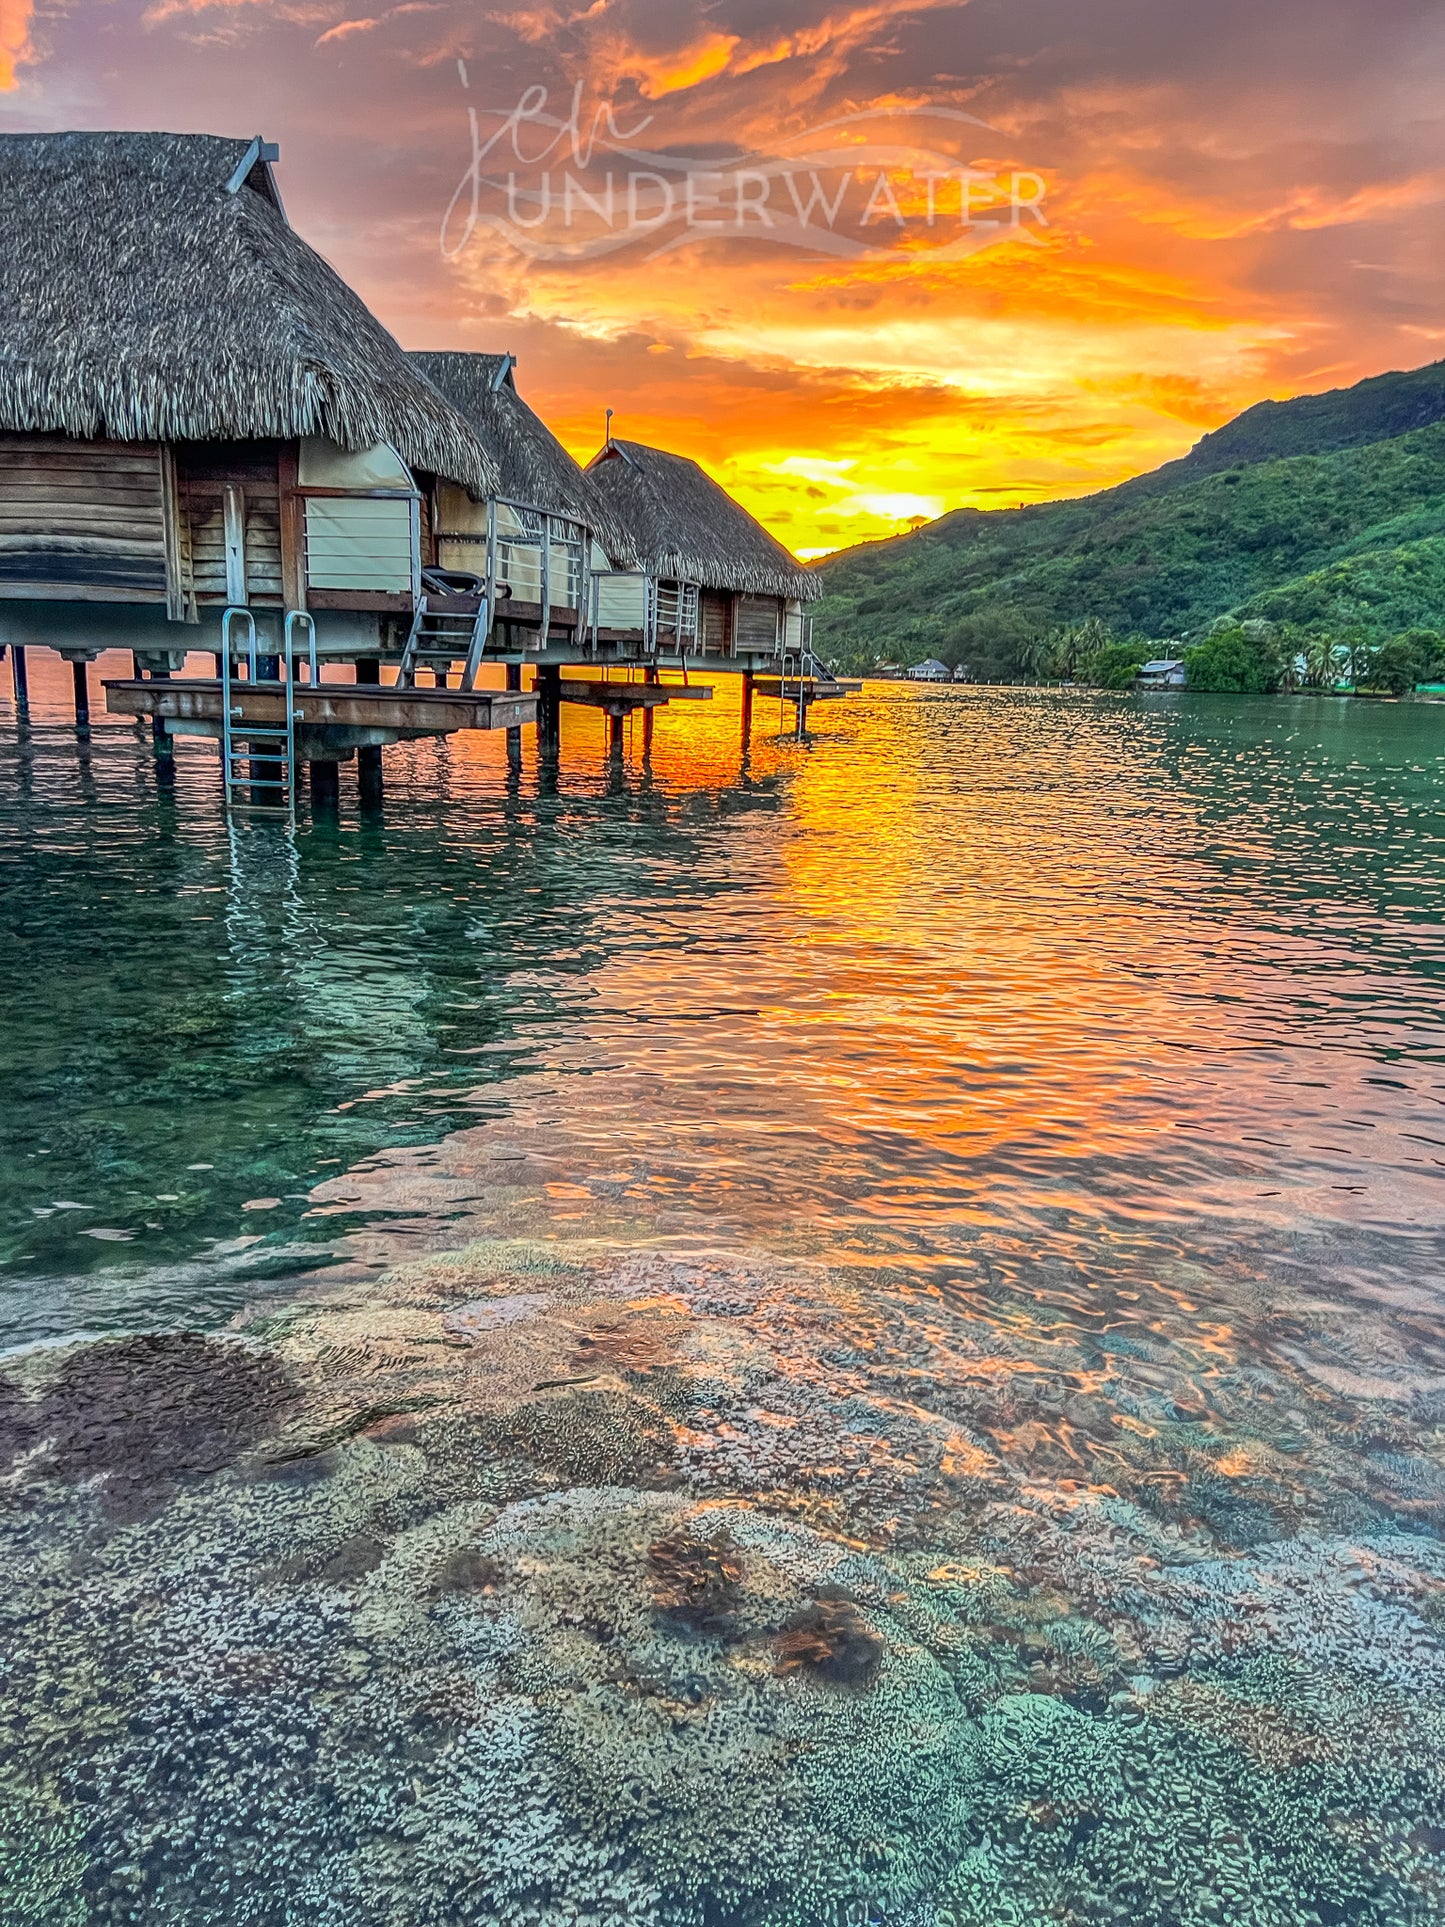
[315,14,377,43]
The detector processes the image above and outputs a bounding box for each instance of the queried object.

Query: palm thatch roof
[410,351,630,545]
[585,439,819,601]
[0,131,499,499]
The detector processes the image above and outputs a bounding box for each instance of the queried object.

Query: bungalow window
[735,594,783,652]
[434,480,488,577]
[593,568,649,631]
[298,438,419,598]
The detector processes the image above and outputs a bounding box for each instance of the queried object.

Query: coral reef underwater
[2,1230,1444,1926]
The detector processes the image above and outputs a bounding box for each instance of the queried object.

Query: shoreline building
[1136,658,1188,690]
[0,131,499,672]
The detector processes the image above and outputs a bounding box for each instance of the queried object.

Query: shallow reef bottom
[2,1235,1444,1927]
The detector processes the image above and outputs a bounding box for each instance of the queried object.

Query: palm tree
[1016,631,1054,682]
[1303,635,1335,689]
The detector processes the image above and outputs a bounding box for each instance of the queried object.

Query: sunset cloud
[632,30,739,97]
[315,15,377,45]
[0,0,32,88]
[3,0,1443,552]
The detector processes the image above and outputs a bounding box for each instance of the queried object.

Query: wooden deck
[558,677,713,716]
[104,678,536,739]
[750,677,861,702]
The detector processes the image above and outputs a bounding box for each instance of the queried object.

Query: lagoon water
[2,656,1444,1925]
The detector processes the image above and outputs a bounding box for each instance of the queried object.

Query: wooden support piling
[506,661,523,770]
[71,659,90,728]
[607,709,625,759]
[357,745,383,805]
[355,657,384,805]
[309,761,341,812]
[537,664,562,757]
[10,644,29,713]
[149,664,174,754]
[740,670,754,747]
[643,664,659,757]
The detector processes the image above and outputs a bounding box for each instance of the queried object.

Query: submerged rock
[0,1331,297,1520]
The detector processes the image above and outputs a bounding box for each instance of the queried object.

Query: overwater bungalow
[409,350,628,659]
[583,439,820,664]
[0,131,500,672]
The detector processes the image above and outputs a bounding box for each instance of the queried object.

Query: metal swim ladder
[219,607,307,819]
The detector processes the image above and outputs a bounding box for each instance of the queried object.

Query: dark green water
[2,651,1444,1926]
[0,651,796,1336]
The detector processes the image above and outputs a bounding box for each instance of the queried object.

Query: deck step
[398,591,493,691]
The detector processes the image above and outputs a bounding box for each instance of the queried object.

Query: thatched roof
[0,132,500,498]
[585,439,819,601]
[410,351,629,544]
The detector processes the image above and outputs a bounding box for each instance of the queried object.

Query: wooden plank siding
[177,446,285,606]
[0,435,168,602]
[735,594,782,652]
[700,589,733,655]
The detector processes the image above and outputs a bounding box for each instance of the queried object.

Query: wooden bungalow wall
[0,435,170,603]
[735,594,782,652]
[177,446,285,607]
[700,589,733,654]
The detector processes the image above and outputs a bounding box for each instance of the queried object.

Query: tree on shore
[1356,628,1444,695]
[1183,619,1286,693]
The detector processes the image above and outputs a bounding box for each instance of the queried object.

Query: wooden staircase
[398,589,491,691]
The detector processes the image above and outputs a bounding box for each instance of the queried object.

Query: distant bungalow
[907,659,953,682]
[409,350,630,656]
[0,132,500,668]
[584,439,819,661]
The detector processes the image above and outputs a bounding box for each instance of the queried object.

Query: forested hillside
[812,361,1445,678]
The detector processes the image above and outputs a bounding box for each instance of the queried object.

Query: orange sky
[3,0,1444,555]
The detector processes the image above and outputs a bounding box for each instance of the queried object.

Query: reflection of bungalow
[0,132,498,665]
[908,658,952,682]
[583,439,819,662]
[1136,659,1188,689]
[410,351,629,653]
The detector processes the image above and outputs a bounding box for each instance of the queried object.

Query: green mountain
[811,360,1445,676]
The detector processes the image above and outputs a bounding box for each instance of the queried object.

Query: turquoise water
[2,651,1444,1924]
